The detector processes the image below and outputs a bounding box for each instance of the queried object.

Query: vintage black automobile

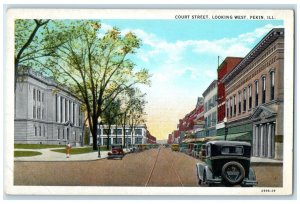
[196,141,257,187]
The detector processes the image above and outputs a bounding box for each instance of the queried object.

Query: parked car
[179,143,188,152]
[192,143,202,158]
[196,141,257,187]
[186,143,194,155]
[171,144,179,151]
[107,145,125,159]
[199,144,206,161]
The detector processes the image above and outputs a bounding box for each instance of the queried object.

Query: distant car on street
[107,145,125,159]
[171,144,179,151]
[196,141,257,187]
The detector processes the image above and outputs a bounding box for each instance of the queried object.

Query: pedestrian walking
[66,142,71,158]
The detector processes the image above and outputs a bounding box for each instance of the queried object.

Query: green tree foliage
[38,20,151,150]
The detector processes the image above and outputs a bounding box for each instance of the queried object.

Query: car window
[221,146,244,155]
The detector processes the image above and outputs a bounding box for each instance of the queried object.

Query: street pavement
[14,146,282,187]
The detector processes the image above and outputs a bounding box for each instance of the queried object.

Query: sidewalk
[14,148,110,162]
[251,156,283,164]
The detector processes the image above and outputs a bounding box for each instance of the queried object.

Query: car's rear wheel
[221,161,245,186]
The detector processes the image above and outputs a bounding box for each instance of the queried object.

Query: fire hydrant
[66,142,71,158]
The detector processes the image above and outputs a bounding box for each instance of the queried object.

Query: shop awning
[212,132,251,141]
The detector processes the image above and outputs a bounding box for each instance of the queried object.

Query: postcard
[4,8,294,196]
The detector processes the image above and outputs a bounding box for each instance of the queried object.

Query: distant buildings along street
[168,28,284,160]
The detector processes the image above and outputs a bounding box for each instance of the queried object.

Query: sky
[99,19,283,140]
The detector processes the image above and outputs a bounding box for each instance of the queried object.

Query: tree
[101,98,121,150]
[39,20,150,150]
[128,89,147,147]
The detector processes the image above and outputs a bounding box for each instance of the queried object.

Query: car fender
[196,163,205,180]
[204,165,214,181]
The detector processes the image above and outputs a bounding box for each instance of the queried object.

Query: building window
[243,89,246,112]
[33,88,36,100]
[37,90,41,102]
[255,81,259,107]
[270,71,275,100]
[39,126,41,136]
[65,99,68,122]
[67,128,69,140]
[42,92,44,102]
[230,97,233,117]
[135,129,142,135]
[60,97,63,123]
[262,76,266,104]
[55,95,58,122]
[248,85,252,110]
[42,108,45,120]
[62,129,65,139]
[233,95,236,115]
[226,100,229,117]
[37,107,41,119]
[44,126,46,137]
[69,101,72,122]
[58,129,60,139]
[33,106,36,119]
[73,103,75,124]
[238,92,241,114]
[34,126,37,136]
[103,129,111,135]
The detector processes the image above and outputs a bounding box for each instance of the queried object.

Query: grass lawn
[14,144,65,149]
[14,151,42,157]
[51,146,108,154]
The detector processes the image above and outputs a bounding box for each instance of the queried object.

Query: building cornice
[222,28,284,84]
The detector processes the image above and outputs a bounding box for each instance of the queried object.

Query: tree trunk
[91,117,98,150]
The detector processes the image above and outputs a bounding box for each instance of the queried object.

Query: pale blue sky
[99,19,283,139]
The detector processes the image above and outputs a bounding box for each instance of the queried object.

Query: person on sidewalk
[66,142,71,158]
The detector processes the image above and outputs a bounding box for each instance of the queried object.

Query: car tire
[221,161,245,186]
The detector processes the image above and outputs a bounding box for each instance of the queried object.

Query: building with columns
[14,68,84,146]
[222,28,284,160]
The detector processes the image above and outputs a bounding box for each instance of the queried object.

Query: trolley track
[145,146,183,186]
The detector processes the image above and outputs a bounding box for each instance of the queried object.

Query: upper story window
[33,106,36,119]
[262,76,266,104]
[226,100,229,117]
[42,92,44,102]
[270,71,275,100]
[135,129,142,135]
[233,95,236,115]
[243,89,246,112]
[33,88,36,100]
[238,92,241,114]
[248,85,252,110]
[255,80,259,107]
[230,97,233,117]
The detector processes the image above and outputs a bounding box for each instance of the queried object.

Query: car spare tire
[221,161,245,186]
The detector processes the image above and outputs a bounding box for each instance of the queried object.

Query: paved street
[14,146,282,187]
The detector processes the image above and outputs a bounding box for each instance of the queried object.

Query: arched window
[233,95,236,115]
[238,92,241,114]
[248,85,252,109]
[262,76,266,104]
[255,80,259,106]
[270,71,275,100]
[243,89,246,112]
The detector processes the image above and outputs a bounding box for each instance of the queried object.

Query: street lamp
[224,117,228,141]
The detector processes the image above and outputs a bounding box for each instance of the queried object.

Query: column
[260,124,264,157]
[267,123,272,158]
[256,126,259,156]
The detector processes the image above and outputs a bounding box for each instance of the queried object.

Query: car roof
[207,140,251,146]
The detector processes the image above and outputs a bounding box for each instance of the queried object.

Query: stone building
[222,28,284,160]
[14,68,84,146]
